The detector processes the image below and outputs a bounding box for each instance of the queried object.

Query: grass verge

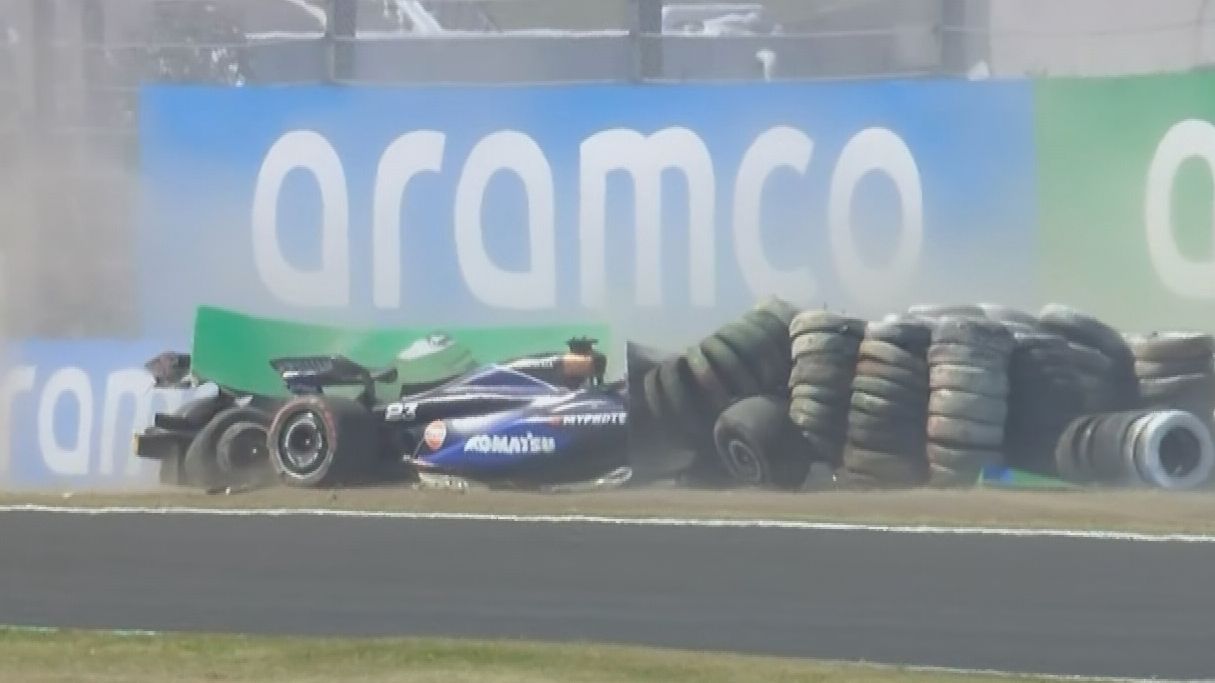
[2,485,1214,534]
[0,627,1056,683]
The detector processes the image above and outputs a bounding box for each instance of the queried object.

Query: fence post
[325,0,357,83]
[629,0,663,82]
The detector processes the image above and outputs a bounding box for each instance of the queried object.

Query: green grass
[0,627,1057,682]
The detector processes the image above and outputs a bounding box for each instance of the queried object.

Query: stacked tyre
[1038,304,1139,413]
[1054,409,1215,489]
[1002,329,1088,477]
[1128,332,1215,420]
[838,317,932,488]
[645,297,800,486]
[787,310,867,468]
[924,317,1016,486]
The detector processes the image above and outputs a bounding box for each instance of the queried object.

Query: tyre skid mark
[1,504,1214,543]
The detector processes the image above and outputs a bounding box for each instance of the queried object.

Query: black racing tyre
[908,303,986,320]
[788,359,854,388]
[700,335,762,398]
[713,395,809,489]
[792,332,861,360]
[1134,357,1215,380]
[841,444,929,487]
[717,321,786,391]
[1052,415,1091,483]
[267,395,377,488]
[864,319,933,351]
[857,340,927,374]
[685,344,734,413]
[182,406,272,490]
[847,412,925,453]
[790,310,866,339]
[214,420,274,489]
[745,308,794,347]
[978,303,1039,327]
[854,359,928,391]
[929,364,1010,397]
[658,356,716,440]
[1128,332,1215,362]
[1038,304,1133,360]
[928,389,1007,425]
[926,415,1005,449]
[850,390,926,421]
[852,375,928,407]
[927,343,1009,370]
[932,317,1016,354]
[1065,342,1115,375]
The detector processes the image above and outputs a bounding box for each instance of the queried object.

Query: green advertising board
[1035,70,1215,333]
[189,305,612,397]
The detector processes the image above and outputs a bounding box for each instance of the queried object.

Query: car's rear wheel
[181,406,270,490]
[268,396,377,488]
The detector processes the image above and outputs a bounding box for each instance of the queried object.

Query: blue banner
[0,341,208,490]
[138,80,1039,346]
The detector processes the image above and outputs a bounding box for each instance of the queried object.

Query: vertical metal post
[326,0,357,83]
[629,0,663,82]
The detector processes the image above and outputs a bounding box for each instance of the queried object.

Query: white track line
[2,504,1214,543]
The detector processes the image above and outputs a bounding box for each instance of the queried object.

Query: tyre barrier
[1038,304,1139,412]
[923,316,1015,487]
[838,317,932,488]
[641,296,801,486]
[787,309,866,468]
[1054,409,1215,489]
[1127,332,1215,422]
[1002,328,1088,476]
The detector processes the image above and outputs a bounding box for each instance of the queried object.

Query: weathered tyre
[863,319,933,351]
[852,375,927,406]
[1128,332,1215,362]
[700,335,762,398]
[932,317,1016,355]
[851,390,926,421]
[855,359,928,390]
[1130,410,1215,490]
[929,364,1010,397]
[840,444,929,487]
[927,343,1009,370]
[788,360,854,388]
[926,415,1004,449]
[718,321,787,391]
[713,395,809,489]
[182,406,272,490]
[790,310,866,339]
[685,344,734,413]
[928,389,1007,425]
[1135,357,1215,379]
[792,332,861,359]
[857,340,927,374]
[908,304,986,320]
[267,395,377,488]
[978,303,1039,327]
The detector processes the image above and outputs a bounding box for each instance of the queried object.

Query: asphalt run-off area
[1,507,1213,681]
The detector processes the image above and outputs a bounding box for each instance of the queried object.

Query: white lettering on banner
[38,367,93,476]
[251,124,925,311]
[98,369,186,477]
[2,364,201,483]
[1145,118,1215,298]
[579,127,716,308]
[463,432,557,455]
[733,126,816,301]
[828,127,924,309]
[252,129,350,307]
[373,131,446,309]
[455,130,556,309]
[0,366,36,476]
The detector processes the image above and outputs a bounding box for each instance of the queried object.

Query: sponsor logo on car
[556,411,627,426]
[423,421,447,450]
[463,432,556,455]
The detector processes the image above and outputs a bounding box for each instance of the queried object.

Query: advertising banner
[0,340,208,490]
[1035,70,1215,333]
[137,80,1040,346]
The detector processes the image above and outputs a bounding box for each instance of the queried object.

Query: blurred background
[3,0,1215,339]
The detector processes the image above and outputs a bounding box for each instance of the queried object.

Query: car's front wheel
[267,396,377,488]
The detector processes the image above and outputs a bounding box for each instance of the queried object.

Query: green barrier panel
[189,305,613,397]
[1035,69,1215,333]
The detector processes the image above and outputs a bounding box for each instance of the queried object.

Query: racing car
[135,332,690,491]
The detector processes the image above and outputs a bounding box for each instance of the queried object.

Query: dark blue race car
[262,335,645,490]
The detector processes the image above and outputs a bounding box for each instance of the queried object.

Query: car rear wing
[269,355,398,400]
